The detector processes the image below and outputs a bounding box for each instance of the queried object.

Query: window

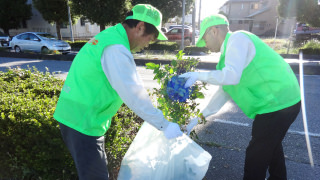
[170,29,179,34]
[29,34,39,41]
[239,20,243,24]
[18,34,29,40]
[60,22,68,28]
[259,21,266,30]
[80,17,86,26]
[251,3,259,10]
[21,20,27,28]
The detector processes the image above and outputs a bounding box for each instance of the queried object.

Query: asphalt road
[0,57,319,180]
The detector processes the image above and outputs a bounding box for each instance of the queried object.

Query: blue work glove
[163,122,183,139]
[179,72,199,88]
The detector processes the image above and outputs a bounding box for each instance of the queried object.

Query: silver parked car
[0,31,10,47]
[10,32,71,54]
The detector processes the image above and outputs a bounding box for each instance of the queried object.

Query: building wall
[9,0,101,40]
[227,1,260,33]
[220,0,296,37]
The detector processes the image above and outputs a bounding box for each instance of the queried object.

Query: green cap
[126,4,167,40]
[196,14,229,47]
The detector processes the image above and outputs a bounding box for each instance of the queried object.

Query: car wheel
[41,47,49,54]
[14,46,21,53]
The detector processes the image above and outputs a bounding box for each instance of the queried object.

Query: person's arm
[185,86,230,135]
[200,86,231,117]
[198,32,256,85]
[101,45,170,131]
[180,32,256,87]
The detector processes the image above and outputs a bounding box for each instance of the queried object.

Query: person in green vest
[180,14,301,180]
[54,4,183,179]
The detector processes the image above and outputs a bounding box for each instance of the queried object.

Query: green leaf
[169,68,174,74]
[171,60,177,67]
[196,92,205,99]
[146,63,159,70]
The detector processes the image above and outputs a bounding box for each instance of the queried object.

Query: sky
[197,0,228,20]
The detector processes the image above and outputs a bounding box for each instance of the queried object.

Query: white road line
[213,119,250,127]
[288,130,320,138]
[0,60,43,67]
[212,119,320,138]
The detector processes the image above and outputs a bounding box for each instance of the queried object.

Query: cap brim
[156,27,168,40]
[196,31,206,47]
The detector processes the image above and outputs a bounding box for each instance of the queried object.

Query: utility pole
[67,0,74,42]
[192,2,196,45]
[198,0,202,29]
[181,0,186,50]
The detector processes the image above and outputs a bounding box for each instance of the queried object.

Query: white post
[67,0,74,42]
[272,17,279,49]
[299,50,314,167]
[181,0,186,50]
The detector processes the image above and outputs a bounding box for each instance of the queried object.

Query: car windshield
[37,33,57,40]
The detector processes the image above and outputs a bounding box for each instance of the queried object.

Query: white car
[10,32,71,54]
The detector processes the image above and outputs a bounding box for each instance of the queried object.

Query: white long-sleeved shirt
[200,32,256,117]
[101,45,169,131]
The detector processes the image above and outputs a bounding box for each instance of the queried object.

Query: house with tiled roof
[219,0,296,36]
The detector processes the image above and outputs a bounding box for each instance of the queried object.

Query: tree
[0,0,32,36]
[278,0,320,27]
[71,0,132,31]
[132,0,194,23]
[33,0,76,40]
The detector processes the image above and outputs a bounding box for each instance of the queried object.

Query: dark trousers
[59,123,109,180]
[243,102,301,180]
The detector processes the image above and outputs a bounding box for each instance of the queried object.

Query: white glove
[163,122,183,139]
[186,117,200,136]
[179,72,199,88]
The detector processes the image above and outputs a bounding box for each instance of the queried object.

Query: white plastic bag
[117,122,212,180]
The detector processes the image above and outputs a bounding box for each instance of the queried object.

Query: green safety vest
[216,31,301,119]
[54,23,130,136]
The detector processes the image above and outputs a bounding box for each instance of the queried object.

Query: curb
[135,59,320,75]
[1,52,320,75]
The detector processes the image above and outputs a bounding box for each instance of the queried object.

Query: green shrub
[0,67,142,180]
[106,105,143,180]
[0,67,76,179]
[147,41,179,51]
[0,47,9,52]
[301,40,320,54]
[146,51,206,126]
[183,46,210,55]
[67,40,88,50]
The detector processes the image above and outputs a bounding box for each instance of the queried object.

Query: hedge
[301,40,320,55]
[68,40,210,54]
[0,67,142,180]
[146,41,179,51]
[67,41,87,50]
[184,46,210,55]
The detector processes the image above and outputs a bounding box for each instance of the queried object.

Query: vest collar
[115,23,131,51]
